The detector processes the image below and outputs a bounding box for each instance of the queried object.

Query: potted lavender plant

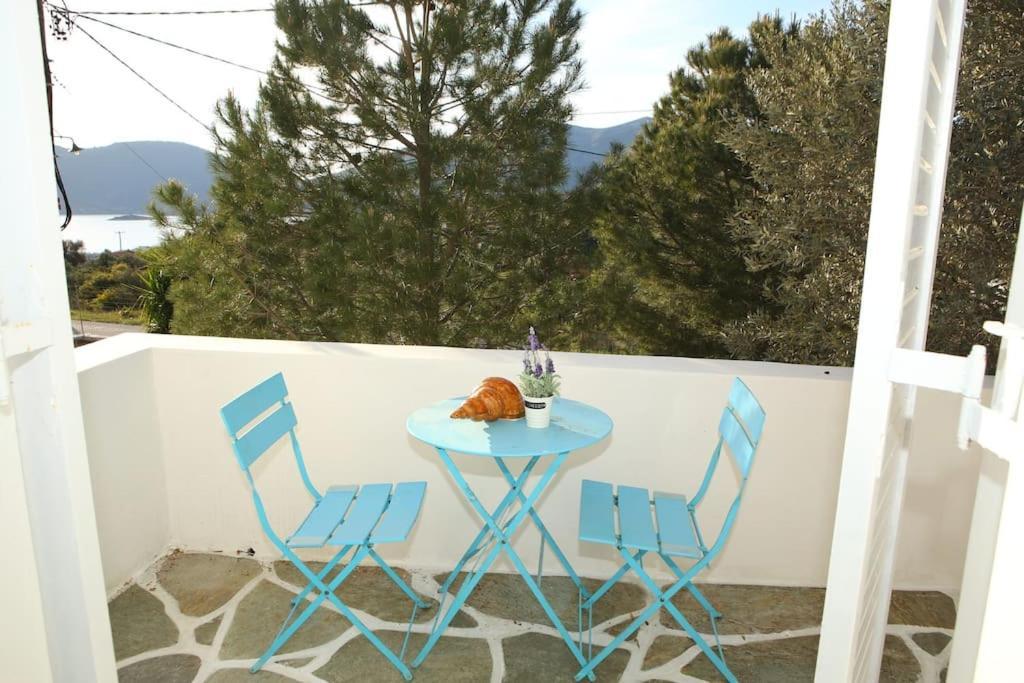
[519,326,560,428]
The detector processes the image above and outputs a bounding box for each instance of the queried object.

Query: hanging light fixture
[54,134,82,155]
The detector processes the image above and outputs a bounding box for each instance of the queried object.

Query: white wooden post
[948,203,1024,681]
[815,0,967,680]
[0,1,117,680]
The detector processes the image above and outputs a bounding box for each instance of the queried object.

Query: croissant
[451,377,525,421]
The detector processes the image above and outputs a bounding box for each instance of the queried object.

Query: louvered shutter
[815,1,968,680]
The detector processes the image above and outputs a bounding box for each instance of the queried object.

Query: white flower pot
[523,395,554,428]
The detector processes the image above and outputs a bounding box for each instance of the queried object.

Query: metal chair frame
[220,372,428,680]
[575,378,766,683]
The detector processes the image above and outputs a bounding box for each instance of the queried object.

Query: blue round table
[406,396,612,678]
[407,396,613,457]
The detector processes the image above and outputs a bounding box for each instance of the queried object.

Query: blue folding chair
[219,372,428,680]
[575,377,766,683]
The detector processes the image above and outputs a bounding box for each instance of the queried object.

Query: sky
[47,0,831,151]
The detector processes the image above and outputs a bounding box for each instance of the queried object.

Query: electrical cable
[124,141,169,182]
[56,5,623,159]
[71,12,266,74]
[75,23,212,131]
[66,2,380,16]
[566,146,608,157]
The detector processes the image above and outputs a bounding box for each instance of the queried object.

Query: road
[71,319,144,339]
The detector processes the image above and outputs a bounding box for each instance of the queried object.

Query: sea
[61,214,172,253]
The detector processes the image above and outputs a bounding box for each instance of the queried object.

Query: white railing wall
[77,334,981,595]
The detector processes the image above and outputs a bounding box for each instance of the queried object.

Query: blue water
[61,214,168,253]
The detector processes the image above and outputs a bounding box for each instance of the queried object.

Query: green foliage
[134,259,174,334]
[66,249,146,313]
[583,19,796,357]
[724,0,1023,367]
[153,0,590,347]
[518,370,560,398]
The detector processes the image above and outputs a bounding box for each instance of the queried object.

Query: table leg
[494,457,591,599]
[414,450,595,680]
[436,455,540,596]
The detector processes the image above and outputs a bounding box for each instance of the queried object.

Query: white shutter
[815,1,967,680]
[947,202,1024,681]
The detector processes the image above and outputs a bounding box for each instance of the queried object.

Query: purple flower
[533,362,543,378]
[528,325,540,351]
[545,357,555,374]
[523,358,531,373]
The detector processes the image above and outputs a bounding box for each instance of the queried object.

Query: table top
[407,397,613,458]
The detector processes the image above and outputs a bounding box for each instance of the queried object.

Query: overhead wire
[74,23,212,131]
[54,3,630,159]
[66,2,381,16]
[124,141,169,182]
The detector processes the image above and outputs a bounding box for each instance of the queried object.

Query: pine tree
[153,0,585,346]
[585,19,793,357]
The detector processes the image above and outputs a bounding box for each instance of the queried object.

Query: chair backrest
[692,377,767,557]
[692,377,766,510]
[220,372,297,471]
[719,377,766,479]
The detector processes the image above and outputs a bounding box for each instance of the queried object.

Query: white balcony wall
[78,347,169,592]
[77,334,980,595]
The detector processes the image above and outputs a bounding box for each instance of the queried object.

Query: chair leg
[253,546,366,672]
[660,555,723,619]
[367,546,430,609]
[263,545,415,681]
[622,551,735,683]
[290,544,354,607]
[582,550,646,610]
[575,550,736,683]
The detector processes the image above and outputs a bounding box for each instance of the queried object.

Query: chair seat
[287,481,426,548]
[579,480,702,559]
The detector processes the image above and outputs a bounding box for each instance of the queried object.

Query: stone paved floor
[109,552,955,682]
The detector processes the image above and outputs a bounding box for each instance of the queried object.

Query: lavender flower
[518,325,561,398]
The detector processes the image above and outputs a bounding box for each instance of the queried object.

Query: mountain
[566,117,649,182]
[59,120,649,214]
[57,141,212,215]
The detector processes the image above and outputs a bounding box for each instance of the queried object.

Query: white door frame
[0,1,117,679]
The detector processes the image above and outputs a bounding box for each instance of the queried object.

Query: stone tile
[157,552,260,617]
[315,631,490,682]
[680,635,918,682]
[108,585,178,661]
[206,669,299,682]
[668,584,824,636]
[504,632,629,682]
[643,634,691,669]
[220,580,346,660]
[195,615,222,646]
[879,636,920,682]
[888,591,957,628]
[912,631,951,656]
[604,615,648,642]
[682,635,817,682]
[118,654,200,683]
[276,562,474,627]
[280,656,315,668]
[436,572,647,631]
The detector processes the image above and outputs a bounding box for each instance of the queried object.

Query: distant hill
[566,117,649,182]
[57,141,212,215]
[59,120,649,214]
